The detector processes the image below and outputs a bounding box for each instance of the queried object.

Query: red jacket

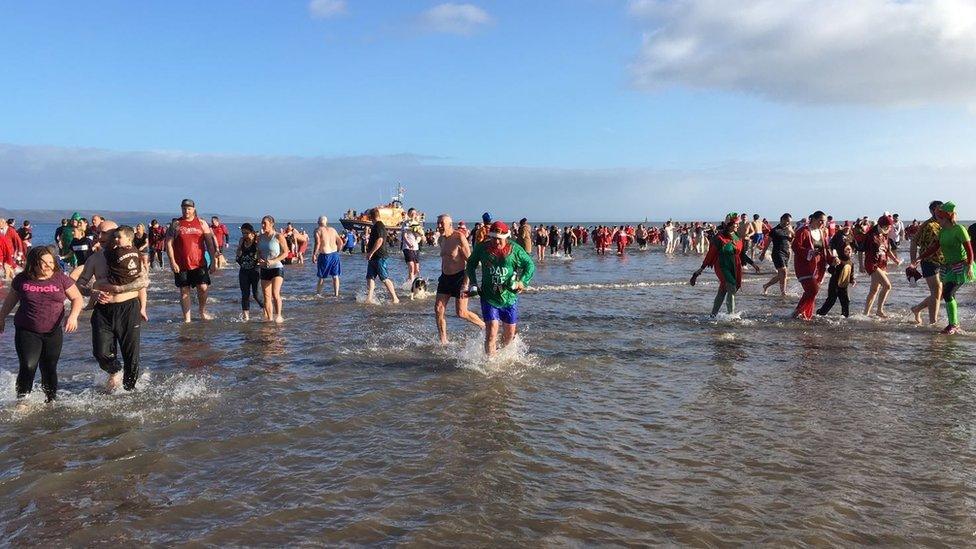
[792,226,830,282]
[0,235,14,268]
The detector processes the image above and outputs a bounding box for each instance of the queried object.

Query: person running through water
[862,214,901,318]
[910,201,944,325]
[466,221,535,356]
[534,225,548,262]
[691,213,744,316]
[762,213,794,296]
[434,214,485,344]
[914,201,974,334]
[792,211,831,320]
[166,198,218,322]
[313,215,344,297]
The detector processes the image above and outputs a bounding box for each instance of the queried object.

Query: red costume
[792,225,831,319]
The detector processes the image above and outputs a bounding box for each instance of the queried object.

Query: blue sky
[2,1,976,220]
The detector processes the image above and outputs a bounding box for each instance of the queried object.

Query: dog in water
[410,277,429,300]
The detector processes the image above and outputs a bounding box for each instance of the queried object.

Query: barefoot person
[210,216,230,269]
[0,246,84,402]
[401,208,423,285]
[792,211,831,320]
[235,223,264,321]
[914,201,974,334]
[465,221,535,356]
[434,214,485,344]
[691,213,745,316]
[364,209,400,304]
[910,201,944,325]
[72,221,150,392]
[313,215,344,297]
[862,215,901,318]
[258,216,288,323]
[762,213,794,296]
[166,198,217,322]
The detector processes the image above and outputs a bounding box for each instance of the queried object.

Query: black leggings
[239,269,264,311]
[943,280,963,303]
[15,326,63,401]
[817,283,850,317]
[91,299,141,391]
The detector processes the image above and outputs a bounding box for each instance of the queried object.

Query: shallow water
[3,238,976,546]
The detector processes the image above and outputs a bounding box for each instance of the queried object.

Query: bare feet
[183,313,192,323]
[200,311,214,321]
[274,315,284,323]
[241,312,250,321]
[877,311,888,319]
[911,308,922,325]
[762,285,769,295]
[106,372,123,392]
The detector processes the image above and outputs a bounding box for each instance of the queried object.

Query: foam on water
[0,370,219,424]
[447,332,552,377]
[529,280,687,292]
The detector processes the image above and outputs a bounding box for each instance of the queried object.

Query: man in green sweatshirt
[466,221,535,356]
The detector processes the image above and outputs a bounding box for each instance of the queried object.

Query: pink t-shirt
[12,272,75,333]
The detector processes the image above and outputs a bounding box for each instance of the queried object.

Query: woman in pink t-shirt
[0,246,84,402]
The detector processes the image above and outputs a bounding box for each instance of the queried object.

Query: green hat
[725,212,739,222]
[70,212,83,221]
[940,201,956,213]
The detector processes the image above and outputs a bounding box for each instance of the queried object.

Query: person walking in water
[762,214,794,297]
[313,216,344,297]
[691,213,745,316]
[257,216,289,323]
[466,221,535,356]
[235,223,264,321]
[166,198,218,322]
[914,201,974,334]
[0,246,85,403]
[792,211,831,320]
[364,209,400,304]
[910,201,944,325]
[434,214,485,344]
[862,214,901,318]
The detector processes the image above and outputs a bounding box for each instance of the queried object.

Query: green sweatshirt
[465,241,535,307]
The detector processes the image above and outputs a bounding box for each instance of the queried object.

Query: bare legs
[435,294,485,344]
[366,278,399,304]
[180,285,210,322]
[762,267,788,296]
[911,275,942,324]
[262,276,284,322]
[863,270,892,317]
[484,320,517,356]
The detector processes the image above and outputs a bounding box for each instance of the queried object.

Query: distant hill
[0,208,266,225]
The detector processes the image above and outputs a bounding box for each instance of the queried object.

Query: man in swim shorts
[166,198,218,322]
[465,221,535,356]
[434,214,485,344]
[313,215,344,297]
[364,209,399,304]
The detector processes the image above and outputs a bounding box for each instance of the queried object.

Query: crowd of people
[0,198,973,404]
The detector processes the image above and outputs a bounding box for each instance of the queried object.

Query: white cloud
[308,0,346,19]
[419,3,493,36]
[628,0,976,106]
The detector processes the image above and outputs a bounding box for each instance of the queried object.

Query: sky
[2,0,976,221]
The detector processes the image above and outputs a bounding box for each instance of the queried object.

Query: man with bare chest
[434,214,485,344]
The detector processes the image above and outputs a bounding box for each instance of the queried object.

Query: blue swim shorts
[317,252,341,278]
[481,299,518,325]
